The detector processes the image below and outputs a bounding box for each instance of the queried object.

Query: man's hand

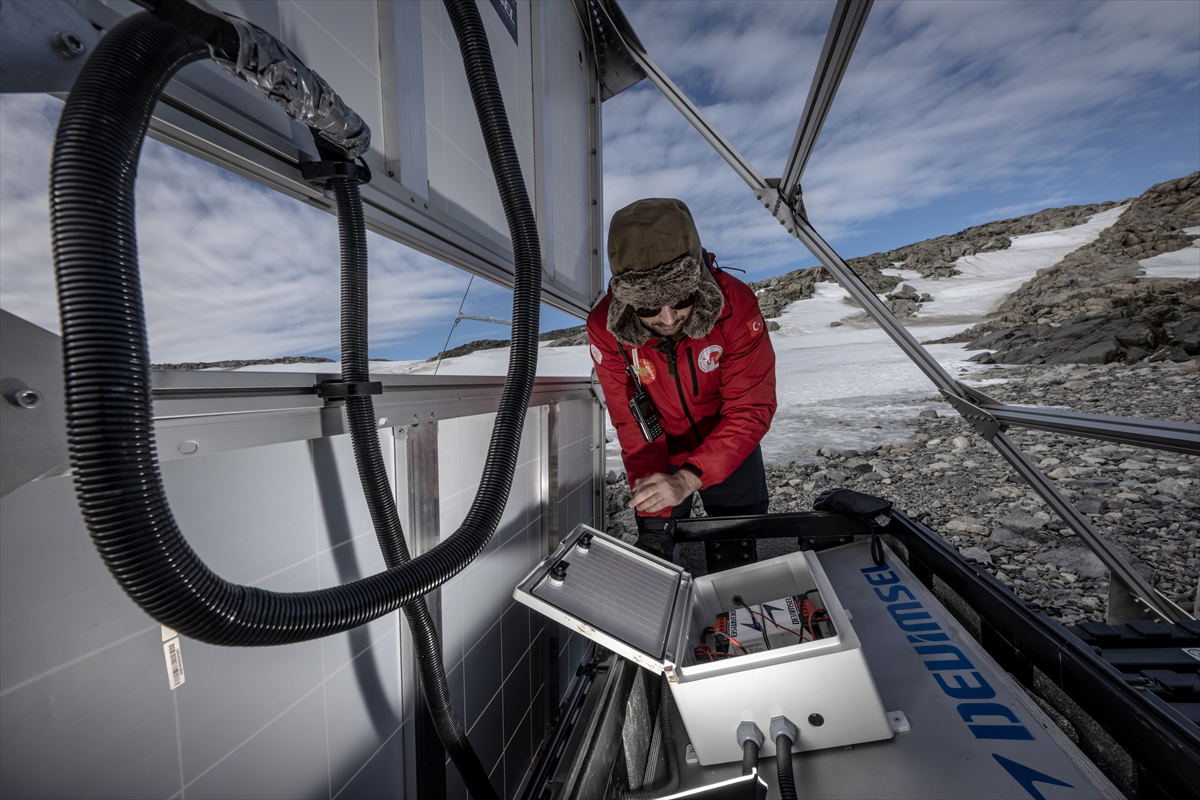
[630,471,702,514]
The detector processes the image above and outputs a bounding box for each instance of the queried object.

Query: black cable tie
[314,380,382,399]
[300,158,372,186]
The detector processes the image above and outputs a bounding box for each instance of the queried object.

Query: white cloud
[604,0,1200,268]
[0,94,475,363]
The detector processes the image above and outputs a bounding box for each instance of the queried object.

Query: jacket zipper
[659,340,702,443]
[685,347,699,396]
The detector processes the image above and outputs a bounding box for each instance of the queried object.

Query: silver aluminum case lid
[513,523,692,677]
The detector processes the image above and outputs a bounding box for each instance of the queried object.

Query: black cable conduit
[776,733,798,800]
[741,738,759,777]
[50,1,541,646]
[621,674,680,800]
[331,174,496,799]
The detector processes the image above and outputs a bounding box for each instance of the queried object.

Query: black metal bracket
[941,386,1004,441]
[313,379,382,399]
[300,157,372,186]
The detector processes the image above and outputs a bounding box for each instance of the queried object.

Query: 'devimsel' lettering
[915,643,973,671]
[865,570,900,586]
[887,601,941,633]
[934,671,996,699]
[874,585,916,603]
[957,702,1034,741]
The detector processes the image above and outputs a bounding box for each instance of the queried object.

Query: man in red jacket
[587,198,777,558]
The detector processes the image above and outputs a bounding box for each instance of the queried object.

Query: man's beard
[643,317,686,339]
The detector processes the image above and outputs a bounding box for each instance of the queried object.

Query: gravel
[604,359,1199,624]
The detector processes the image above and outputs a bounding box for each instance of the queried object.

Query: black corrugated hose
[331,175,496,799]
[50,2,541,644]
[776,734,798,800]
[621,674,680,800]
[741,739,759,776]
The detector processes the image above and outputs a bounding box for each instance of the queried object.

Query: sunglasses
[636,293,696,318]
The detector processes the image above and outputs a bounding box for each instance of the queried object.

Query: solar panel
[532,534,681,659]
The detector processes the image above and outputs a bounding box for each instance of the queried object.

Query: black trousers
[633,445,769,551]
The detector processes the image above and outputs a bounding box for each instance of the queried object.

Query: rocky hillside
[749,200,1126,319]
[956,172,1200,365]
[153,355,336,370]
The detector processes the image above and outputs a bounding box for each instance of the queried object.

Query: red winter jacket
[587,267,777,515]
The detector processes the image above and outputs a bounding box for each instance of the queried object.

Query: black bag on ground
[812,488,893,566]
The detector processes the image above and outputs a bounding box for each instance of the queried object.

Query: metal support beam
[593,12,1192,622]
[961,384,1200,457]
[397,422,446,800]
[989,431,1188,621]
[779,0,874,203]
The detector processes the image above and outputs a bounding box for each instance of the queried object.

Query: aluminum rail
[975,401,1200,458]
[596,3,1191,622]
[778,0,874,204]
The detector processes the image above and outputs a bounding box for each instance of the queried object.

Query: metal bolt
[6,388,43,409]
[378,417,387,426]
[55,31,86,58]
[178,441,199,454]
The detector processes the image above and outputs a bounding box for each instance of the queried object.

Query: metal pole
[779,0,874,202]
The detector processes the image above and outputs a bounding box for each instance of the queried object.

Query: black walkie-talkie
[620,347,664,442]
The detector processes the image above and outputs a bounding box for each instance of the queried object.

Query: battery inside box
[702,592,836,659]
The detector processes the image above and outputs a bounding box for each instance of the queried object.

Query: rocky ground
[603,359,1199,623]
[152,355,336,370]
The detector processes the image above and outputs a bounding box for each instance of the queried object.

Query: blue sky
[1,0,1197,363]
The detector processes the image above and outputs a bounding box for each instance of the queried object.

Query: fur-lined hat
[606,198,723,346]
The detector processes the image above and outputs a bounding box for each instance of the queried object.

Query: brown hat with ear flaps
[606,198,724,346]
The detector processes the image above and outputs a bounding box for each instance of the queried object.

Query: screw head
[7,388,42,409]
[55,31,86,57]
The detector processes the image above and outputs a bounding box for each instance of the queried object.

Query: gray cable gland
[770,715,798,746]
[736,721,764,748]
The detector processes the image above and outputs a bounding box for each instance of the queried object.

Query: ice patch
[1139,226,1199,280]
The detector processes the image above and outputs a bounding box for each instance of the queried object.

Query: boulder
[1034,547,1107,580]
[996,510,1045,534]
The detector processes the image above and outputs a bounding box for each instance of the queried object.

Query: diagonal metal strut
[779,0,874,204]
[595,0,1192,621]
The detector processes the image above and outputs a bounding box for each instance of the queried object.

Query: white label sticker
[163,637,185,690]
[161,625,177,642]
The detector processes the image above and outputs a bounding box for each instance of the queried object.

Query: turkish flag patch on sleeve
[747,317,765,336]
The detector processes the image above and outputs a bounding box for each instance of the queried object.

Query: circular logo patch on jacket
[637,358,657,384]
[697,345,723,373]
[590,344,603,364]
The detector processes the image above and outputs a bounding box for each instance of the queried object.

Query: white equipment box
[514,524,894,765]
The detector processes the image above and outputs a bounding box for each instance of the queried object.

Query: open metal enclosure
[1,0,609,797]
